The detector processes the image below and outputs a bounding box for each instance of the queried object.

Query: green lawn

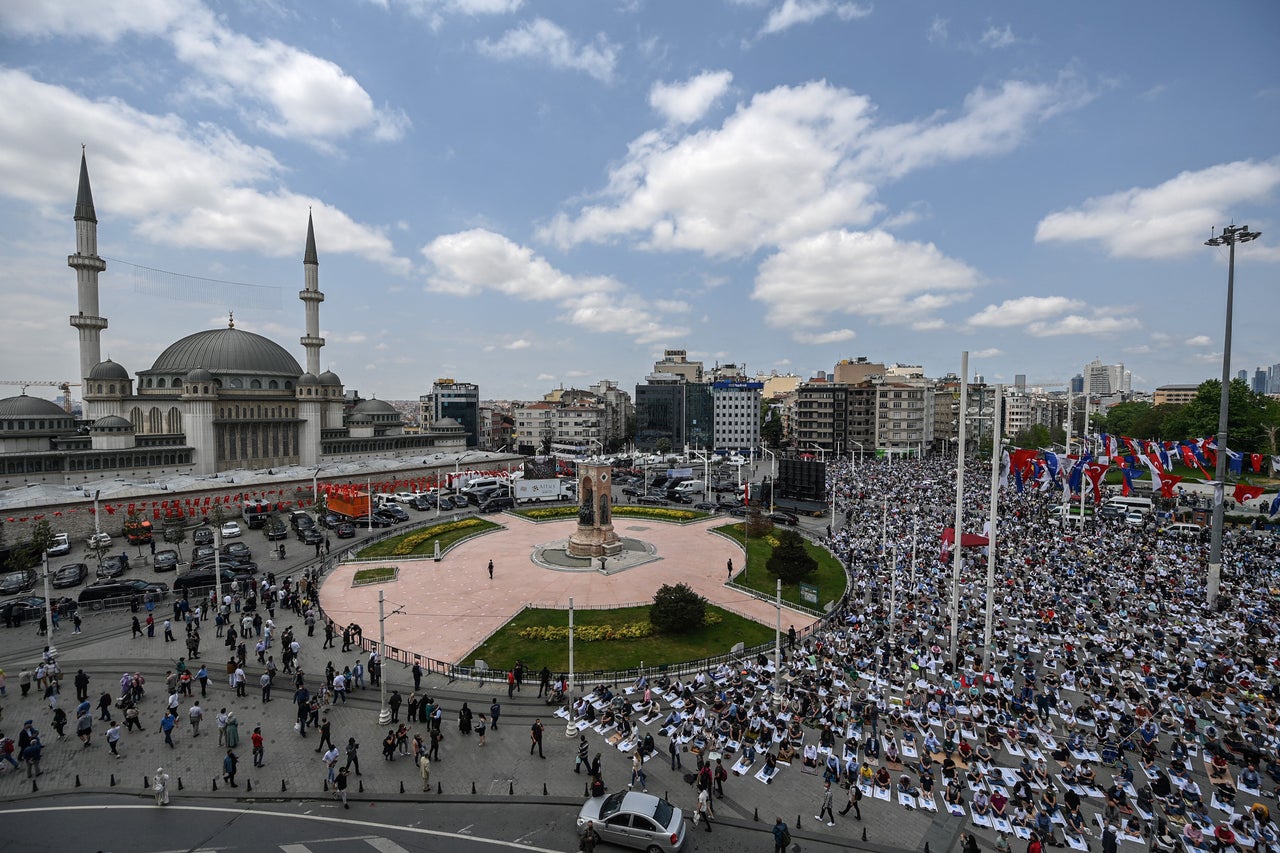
[352,566,397,585]
[356,518,500,558]
[513,505,709,523]
[714,523,846,610]
[465,604,777,672]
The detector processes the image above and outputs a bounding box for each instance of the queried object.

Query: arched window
[148,407,163,433]
[130,407,143,432]
[250,379,262,389]
[167,407,181,433]
[108,384,116,394]
[269,380,278,390]
[229,378,243,389]
[156,377,166,388]
[284,381,293,390]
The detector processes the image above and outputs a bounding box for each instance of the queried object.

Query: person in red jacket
[251,727,265,767]
[1027,831,1043,853]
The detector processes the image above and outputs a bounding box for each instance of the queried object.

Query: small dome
[433,416,462,429]
[318,370,342,387]
[352,398,397,415]
[0,395,69,418]
[185,367,214,383]
[298,372,321,386]
[88,359,129,380]
[92,415,134,430]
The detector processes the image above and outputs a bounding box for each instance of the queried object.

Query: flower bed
[357,517,499,559]
[352,566,397,586]
[516,505,706,523]
[517,612,721,642]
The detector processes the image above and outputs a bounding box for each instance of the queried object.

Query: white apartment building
[874,379,934,455]
[711,380,762,451]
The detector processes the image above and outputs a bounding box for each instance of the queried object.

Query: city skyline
[0,1,1277,403]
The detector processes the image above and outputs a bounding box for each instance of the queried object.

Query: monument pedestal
[566,462,621,558]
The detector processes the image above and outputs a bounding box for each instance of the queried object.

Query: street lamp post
[1204,224,1261,607]
[377,589,390,725]
[761,447,777,514]
[41,551,56,659]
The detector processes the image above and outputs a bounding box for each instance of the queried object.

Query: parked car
[192,545,216,562]
[363,514,394,528]
[334,522,356,539]
[1098,504,1125,519]
[320,513,343,529]
[152,549,180,572]
[693,502,718,512]
[219,521,242,538]
[192,556,258,575]
[665,493,693,505]
[220,542,253,560]
[636,496,669,507]
[172,567,251,594]
[621,486,643,497]
[768,511,800,526]
[78,580,139,608]
[0,568,39,595]
[117,578,170,598]
[479,495,515,513]
[299,527,325,544]
[716,499,743,510]
[265,521,288,541]
[86,531,113,550]
[51,562,89,588]
[576,791,686,853]
[728,506,750,518]
[95,555,131,579]
[46,533,72,557]
[193,527,215,546]
[1125,510,1146,526]
[377,505,410,523]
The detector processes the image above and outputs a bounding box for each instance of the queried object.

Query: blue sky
[1,0,1277,403]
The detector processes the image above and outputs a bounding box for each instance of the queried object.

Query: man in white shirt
[188,701,204,736]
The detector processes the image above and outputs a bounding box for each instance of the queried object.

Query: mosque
[0,153,464,487]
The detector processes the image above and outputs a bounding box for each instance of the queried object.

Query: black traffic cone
[754,807,759,822]
[246,779,253,792]
[212,777,218,791]
[143,776,150,789]
[178,777,184,791]
[862,827,868,842]
[400,781,405,794]
[472,781,477,794]
[585,781,590,797]
[509,781,514,795]
[436,781,441,794]
[797,814,802,830]
[110,773,116,787]
[281,779,287,792]
[75,774,81,787]
[924,843,930,853]
[359,779,364,793]
[543,782,548,795]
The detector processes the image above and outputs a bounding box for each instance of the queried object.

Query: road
[0,795,770,853]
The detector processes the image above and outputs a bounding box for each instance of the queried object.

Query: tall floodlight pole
[42,551,56,659]
[568,596,575,699]
[1204,224,1261,606]
[1062,391,1073,517]
[983,385,1002,673]
[774,578,782,711]
[950,352,968,661]
[377,589,390,724]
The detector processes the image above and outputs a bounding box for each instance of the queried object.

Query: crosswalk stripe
[280,845,314,853]
[365,839,412,853]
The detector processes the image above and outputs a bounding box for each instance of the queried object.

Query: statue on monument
[598,495,610,525]
[578,481,594,526]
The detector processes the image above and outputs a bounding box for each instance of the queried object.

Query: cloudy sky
[1,0,1277,403]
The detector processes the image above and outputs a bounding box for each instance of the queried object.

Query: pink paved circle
[319,515,820,665]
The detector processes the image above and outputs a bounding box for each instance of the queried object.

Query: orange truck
[327,491,372,520]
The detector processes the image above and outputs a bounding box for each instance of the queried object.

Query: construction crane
[0,380,81,413]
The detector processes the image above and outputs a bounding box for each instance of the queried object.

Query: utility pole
[950,352,968,661]
[1204,224,1261,607]
[377,590,390,725]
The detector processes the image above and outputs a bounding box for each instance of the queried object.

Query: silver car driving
[576,790,686,852]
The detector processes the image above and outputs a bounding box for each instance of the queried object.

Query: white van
[1106,496,1153,516]
[1166,522,1203,537]
[674,480,705,496]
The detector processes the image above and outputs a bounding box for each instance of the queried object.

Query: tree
[765,528,817,584]
[11,519,55,570]
[163,512,188,561]
[760,408,783,448]
[655,437,672,455]
[649,583,707,635]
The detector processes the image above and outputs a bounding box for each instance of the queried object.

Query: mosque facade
[0,154,464,487]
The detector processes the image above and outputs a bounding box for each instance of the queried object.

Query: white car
[86,531,112,549]
[1125,511,1145,526]
[391,492,417,504]
[46,533,72,557]
[220,521,242,538]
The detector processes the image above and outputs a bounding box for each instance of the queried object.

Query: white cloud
[536,372,555,381]
[420,228,688,344]
[912,318,945,331]
[387,0,523,30]
[0,0,407,146]
[971,348,1003,358]
[1027,315,1137,337]
[800,328,856,344]
[927,16,948,44]
[544,76,1088,257]
[979,24,1018,49]
[760,0,872,36]
[752,229,979,329]
[967,296,1085,328]
[478,18,619,82]
[504,338,532,349]
[0,70,408,270]
[649,71,733,125]
[422,228,618,300]
[1184,334,1212,346]
[1036,159,1280,259]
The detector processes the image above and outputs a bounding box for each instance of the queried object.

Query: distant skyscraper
[1084,358,1128,395]
[1237,369,1248,383]
[1070,374,1084,393]
[1014,374,1027,392]
[1253,368,1268,394]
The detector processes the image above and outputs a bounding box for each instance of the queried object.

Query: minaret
[299,212,325,376]
[68,149,109,384]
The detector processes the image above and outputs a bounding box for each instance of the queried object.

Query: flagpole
[1079,393,1089,527]
[983,384,1002,674]
[1062,389,1073,517]
[950,351,968,662]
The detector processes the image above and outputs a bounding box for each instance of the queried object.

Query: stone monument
[566,462,622,558]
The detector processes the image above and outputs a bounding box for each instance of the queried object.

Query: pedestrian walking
[76,711,92,747]
[163,619,175,642]
[412,662,422,691]
[726,557,733,579]
[489,698,501,730]
[669,736,682,770]
[475,713,487,747]
[816,780,836,826]
[345,737,361,775]
[529,719,544,758]
[693,787,713,832]
[429,728,442,761]
[74,669,90,702]
[419,753,431,791]
[576,734,589,772]
[106,720,122,757]
[252,727,265,767]
[714,758,727,798]
[322,745,340,783]
[335,766,350,808]
[839,783,862,819]
[580,821,601,853]
[188,701,203,737]
[772,818,791,852]
[160,712,175,748]
[223,749,239,787]
[629,751,647,792]
[225,712,240,748]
